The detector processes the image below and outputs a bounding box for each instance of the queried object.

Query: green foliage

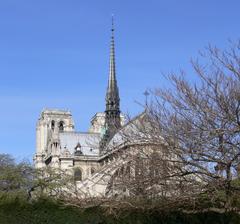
[0,153,74,200]
[0,154,33,195]
[0,197,240,224]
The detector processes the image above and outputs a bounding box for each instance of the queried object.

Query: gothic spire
[106,15,120,106]
[100,16,121,150]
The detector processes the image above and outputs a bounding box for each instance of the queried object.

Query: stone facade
[89,112,125,134]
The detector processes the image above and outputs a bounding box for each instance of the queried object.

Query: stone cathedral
[34,21,127,189]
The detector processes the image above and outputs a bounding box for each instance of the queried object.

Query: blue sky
[0,0,239,161]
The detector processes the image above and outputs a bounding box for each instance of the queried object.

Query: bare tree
[107,41,240,211]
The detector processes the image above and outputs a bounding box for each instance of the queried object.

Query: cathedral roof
[59,132,101,156]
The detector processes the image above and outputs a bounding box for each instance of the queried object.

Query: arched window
[59,121,64,132]
[51,120,55,131]
[91,168,95,175]
[74,168,82,181]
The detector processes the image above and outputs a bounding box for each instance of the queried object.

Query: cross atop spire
[111,14,114,32]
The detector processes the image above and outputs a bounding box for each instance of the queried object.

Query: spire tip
[111,14,114,32]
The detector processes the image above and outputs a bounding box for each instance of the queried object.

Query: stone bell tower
[34,109,75,168]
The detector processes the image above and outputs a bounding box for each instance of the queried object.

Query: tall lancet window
[59,121,64,132]
[74,168,82,181]
[51,120,55,131]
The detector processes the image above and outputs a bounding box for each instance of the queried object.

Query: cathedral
[33,20,181,198]
[34,20,128,188]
